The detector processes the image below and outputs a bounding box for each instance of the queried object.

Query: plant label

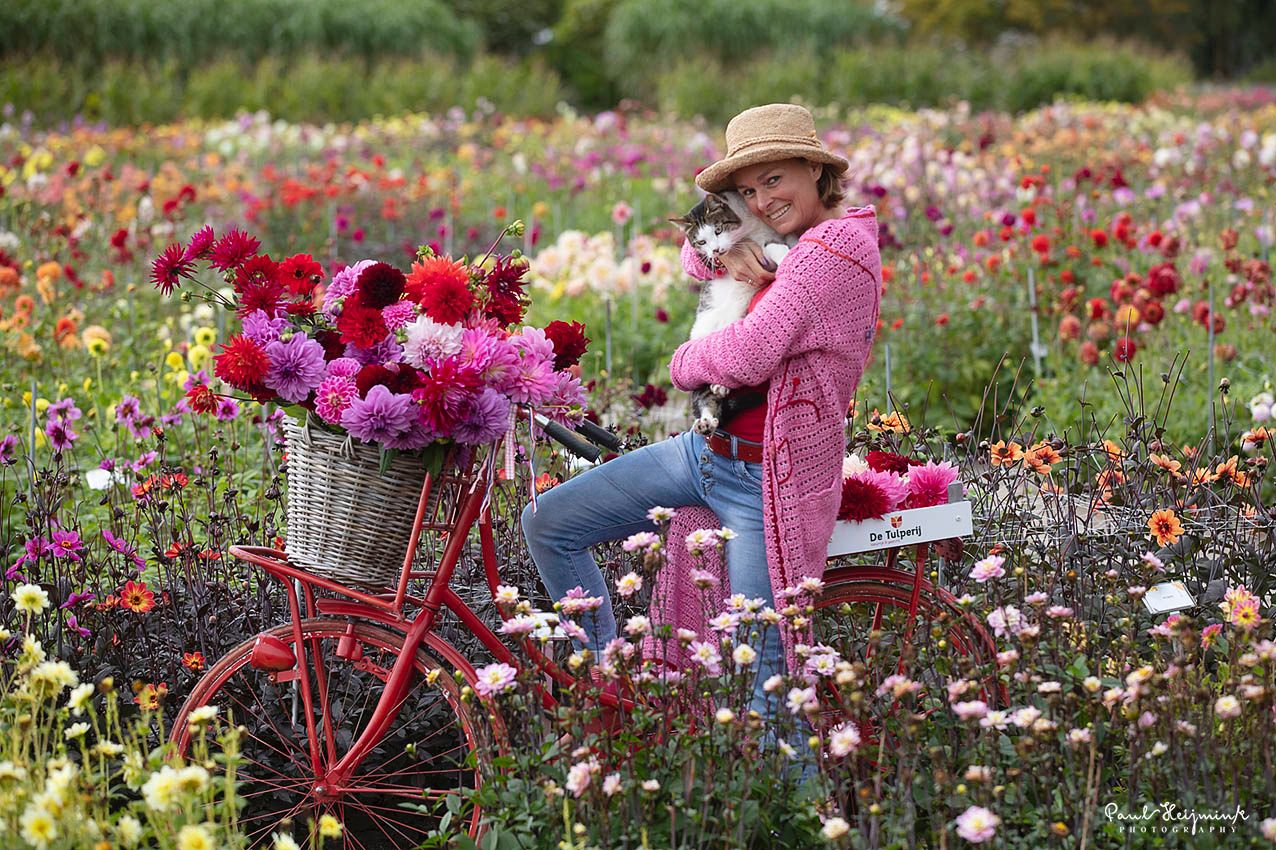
[1143,581,1195,615]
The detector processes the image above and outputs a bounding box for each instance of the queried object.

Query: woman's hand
[718,242,776,287]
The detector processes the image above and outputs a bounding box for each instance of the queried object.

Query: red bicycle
[171,420,1000,848]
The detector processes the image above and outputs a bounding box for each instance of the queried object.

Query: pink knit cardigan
[649,206,882,666]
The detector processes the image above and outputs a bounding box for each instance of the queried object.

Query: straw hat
[695,103,850,194]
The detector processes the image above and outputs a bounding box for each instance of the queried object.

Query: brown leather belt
[707,430,763,464]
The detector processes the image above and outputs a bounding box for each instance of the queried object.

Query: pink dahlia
[905,460,959,509]
[264,333,327,403]
[326,357,362,379]
[381,300,418,331]
[314,376,358,425]
[860,468,909,511]
[453,387,511,445]
[457,328,519,387]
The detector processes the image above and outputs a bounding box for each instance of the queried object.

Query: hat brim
[695,145,850,194]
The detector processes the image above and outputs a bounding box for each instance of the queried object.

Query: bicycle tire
[171,619,494,849]
[810,567,1004,761]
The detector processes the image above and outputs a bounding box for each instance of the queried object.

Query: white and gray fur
[670,190,798,435]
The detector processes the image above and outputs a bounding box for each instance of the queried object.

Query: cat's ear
[703,193,725,211]
[669,215,693,230]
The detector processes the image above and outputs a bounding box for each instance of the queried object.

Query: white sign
[827,500,973,557]
[1142,581,1196,615]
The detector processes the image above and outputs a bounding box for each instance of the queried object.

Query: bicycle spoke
[342,797,427,846]
[173,621,489,849]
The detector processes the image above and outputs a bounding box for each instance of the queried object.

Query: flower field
[1,89,1276,847]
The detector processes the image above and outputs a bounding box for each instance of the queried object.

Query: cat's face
[670,194,742,262]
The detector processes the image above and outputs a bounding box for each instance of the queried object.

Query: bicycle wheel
[810,567,1003,755]
[171,619,494,849]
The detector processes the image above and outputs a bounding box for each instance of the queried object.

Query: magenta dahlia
[905,460,959,509]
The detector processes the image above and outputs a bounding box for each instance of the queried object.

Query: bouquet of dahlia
[837,450,961,522]
[152,222,590,454]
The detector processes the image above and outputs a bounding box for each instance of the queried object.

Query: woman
[522,103,881,719]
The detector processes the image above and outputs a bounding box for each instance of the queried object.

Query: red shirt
[718,284,770,442]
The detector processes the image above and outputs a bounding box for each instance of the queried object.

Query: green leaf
[378,444,398,474]
[1066,655,1090,679]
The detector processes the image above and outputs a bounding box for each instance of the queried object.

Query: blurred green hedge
[655,39,1193,123]
[602,0,904,98]
[0,0,480,66]
[0,0,1193,126]
[0,54,568,125]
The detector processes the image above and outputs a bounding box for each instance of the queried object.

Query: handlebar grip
[535,415,602,463]
[574,419,624,452]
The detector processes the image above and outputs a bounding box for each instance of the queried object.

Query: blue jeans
[521,430,784,719]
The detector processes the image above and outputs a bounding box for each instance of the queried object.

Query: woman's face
[732,158,824,236]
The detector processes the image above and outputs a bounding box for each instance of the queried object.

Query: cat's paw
[763,242,790,267]
[709,384,730,397]
[693,415,719,435]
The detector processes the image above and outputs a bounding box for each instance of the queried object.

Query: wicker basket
[282,415,451,588]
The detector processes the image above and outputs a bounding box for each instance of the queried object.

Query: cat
[671,190,797,435]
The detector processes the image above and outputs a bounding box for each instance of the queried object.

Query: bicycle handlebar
[573,418,624,453]
[533,414,603,463]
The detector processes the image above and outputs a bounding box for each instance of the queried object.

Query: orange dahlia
[1147,509,1183,548]
[989,440,1023,466]
[406,256,473,323]
[119,580,156,614]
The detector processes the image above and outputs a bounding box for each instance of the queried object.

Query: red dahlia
[1112,336,1137,363]
[183,224,216,262]
[484,291,525,326]
[186,384,219,414]
[354,261,406,309]
[234,254,278,293]
[543,320,591,371]
[151,243,195,296]
[337,302,389,348]
[314,329,345,361]
[482,256,529,298]
[213,335,270,390]
[1147,262,1180,297]
[837,477,892,522]
[209,228,261,272]
[236,277,285,318]
[355,364,396,397]
[865,450,919,475]
[412,357,483,434]
[278,253,324,296]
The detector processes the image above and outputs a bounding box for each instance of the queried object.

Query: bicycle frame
[230,451,578,794]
